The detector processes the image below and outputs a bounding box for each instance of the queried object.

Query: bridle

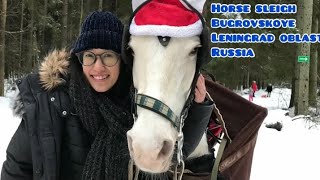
[131,87,192,162]
[124,0,210,179]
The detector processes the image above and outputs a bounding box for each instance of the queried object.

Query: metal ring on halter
[128,159,140,180]
[173,160,185,180]
[176,132,184,165]
[176,110,188,165]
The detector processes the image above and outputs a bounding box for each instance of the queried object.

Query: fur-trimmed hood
[39,49,71,90]
[12,49,71,117]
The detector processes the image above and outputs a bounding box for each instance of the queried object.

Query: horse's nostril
[157,140,173,160]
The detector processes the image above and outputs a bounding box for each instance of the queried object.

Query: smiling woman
[77,49,121,92]
[1,10,214,180]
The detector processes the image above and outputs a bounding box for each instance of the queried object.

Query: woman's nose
[92,57,105,69]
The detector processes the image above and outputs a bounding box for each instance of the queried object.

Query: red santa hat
[130,0,206,38]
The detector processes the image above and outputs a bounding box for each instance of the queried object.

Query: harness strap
[211,136,228,180]
[135,94,180,130]
[207,92,231,180]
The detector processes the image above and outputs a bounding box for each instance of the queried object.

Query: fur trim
[11,88,25,117]
[10,49,70,117]
[39,49,70,90]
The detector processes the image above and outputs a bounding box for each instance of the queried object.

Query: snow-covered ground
[0,86,319,179]
[247,89,320,180]
[0,88,21,172]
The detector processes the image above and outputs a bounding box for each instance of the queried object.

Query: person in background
[251,80,258,97]
[248,87,254,102]
[1,11,214,180]
[266,83,273,97]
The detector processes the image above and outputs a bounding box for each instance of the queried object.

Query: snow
[0,86,319,179]
[246,89,320,180]
[0,94,20,171]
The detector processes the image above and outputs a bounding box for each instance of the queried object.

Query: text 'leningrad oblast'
[210,3,298,58]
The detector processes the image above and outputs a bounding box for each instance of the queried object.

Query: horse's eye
[189,47,199,56]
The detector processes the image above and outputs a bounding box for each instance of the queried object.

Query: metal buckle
[176,111,187,165]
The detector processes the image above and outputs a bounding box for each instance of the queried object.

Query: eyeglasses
[76,50,120,67]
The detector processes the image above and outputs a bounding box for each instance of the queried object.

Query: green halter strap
[135,94,180,130]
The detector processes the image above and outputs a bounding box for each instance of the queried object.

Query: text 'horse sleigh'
[122,0,268,180]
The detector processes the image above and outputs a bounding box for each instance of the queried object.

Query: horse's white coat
[127,35,202,173]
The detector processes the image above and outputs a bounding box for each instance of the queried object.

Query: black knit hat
[72,11,124,54]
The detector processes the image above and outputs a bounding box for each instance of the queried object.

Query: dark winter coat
[266,85,272,93]
[1,50,214,180]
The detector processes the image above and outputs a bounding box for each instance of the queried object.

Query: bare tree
[62,0,68,47]
[294,0,314,115]
[79,0,84,31]
[99,0,103,11]
[18,0,25,76]
[0,0,8,96]
[26,0,35,72]
[309,0,319,107]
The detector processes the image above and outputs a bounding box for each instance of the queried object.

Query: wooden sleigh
[181,79,268,180]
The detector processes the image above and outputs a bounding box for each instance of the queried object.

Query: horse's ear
[198,25,210,67]
[121,25,133,68]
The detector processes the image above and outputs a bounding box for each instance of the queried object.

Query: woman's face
[81,49,120,92]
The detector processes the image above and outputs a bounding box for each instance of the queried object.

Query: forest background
[0,0,319,114]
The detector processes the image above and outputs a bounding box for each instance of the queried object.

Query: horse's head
[126,35,201,173]
[123,0,208,173]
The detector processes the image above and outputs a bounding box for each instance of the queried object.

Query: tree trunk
[62,0,68,47]
[309,0,319,107]
[41,0,47,55]
[107,0,116,14]
[99,0,103,11]
[85,0,91,18]
[33,30,39,69]
[0,0,8,96]
[79,0,84,32]
[114,0,118,15]
[318,2,320,97]
[289,77,295,108]
[27,0,34,73]
[19,0,25,76]
[294,0,313,115]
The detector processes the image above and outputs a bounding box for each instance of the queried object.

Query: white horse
[126,35,211,173]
